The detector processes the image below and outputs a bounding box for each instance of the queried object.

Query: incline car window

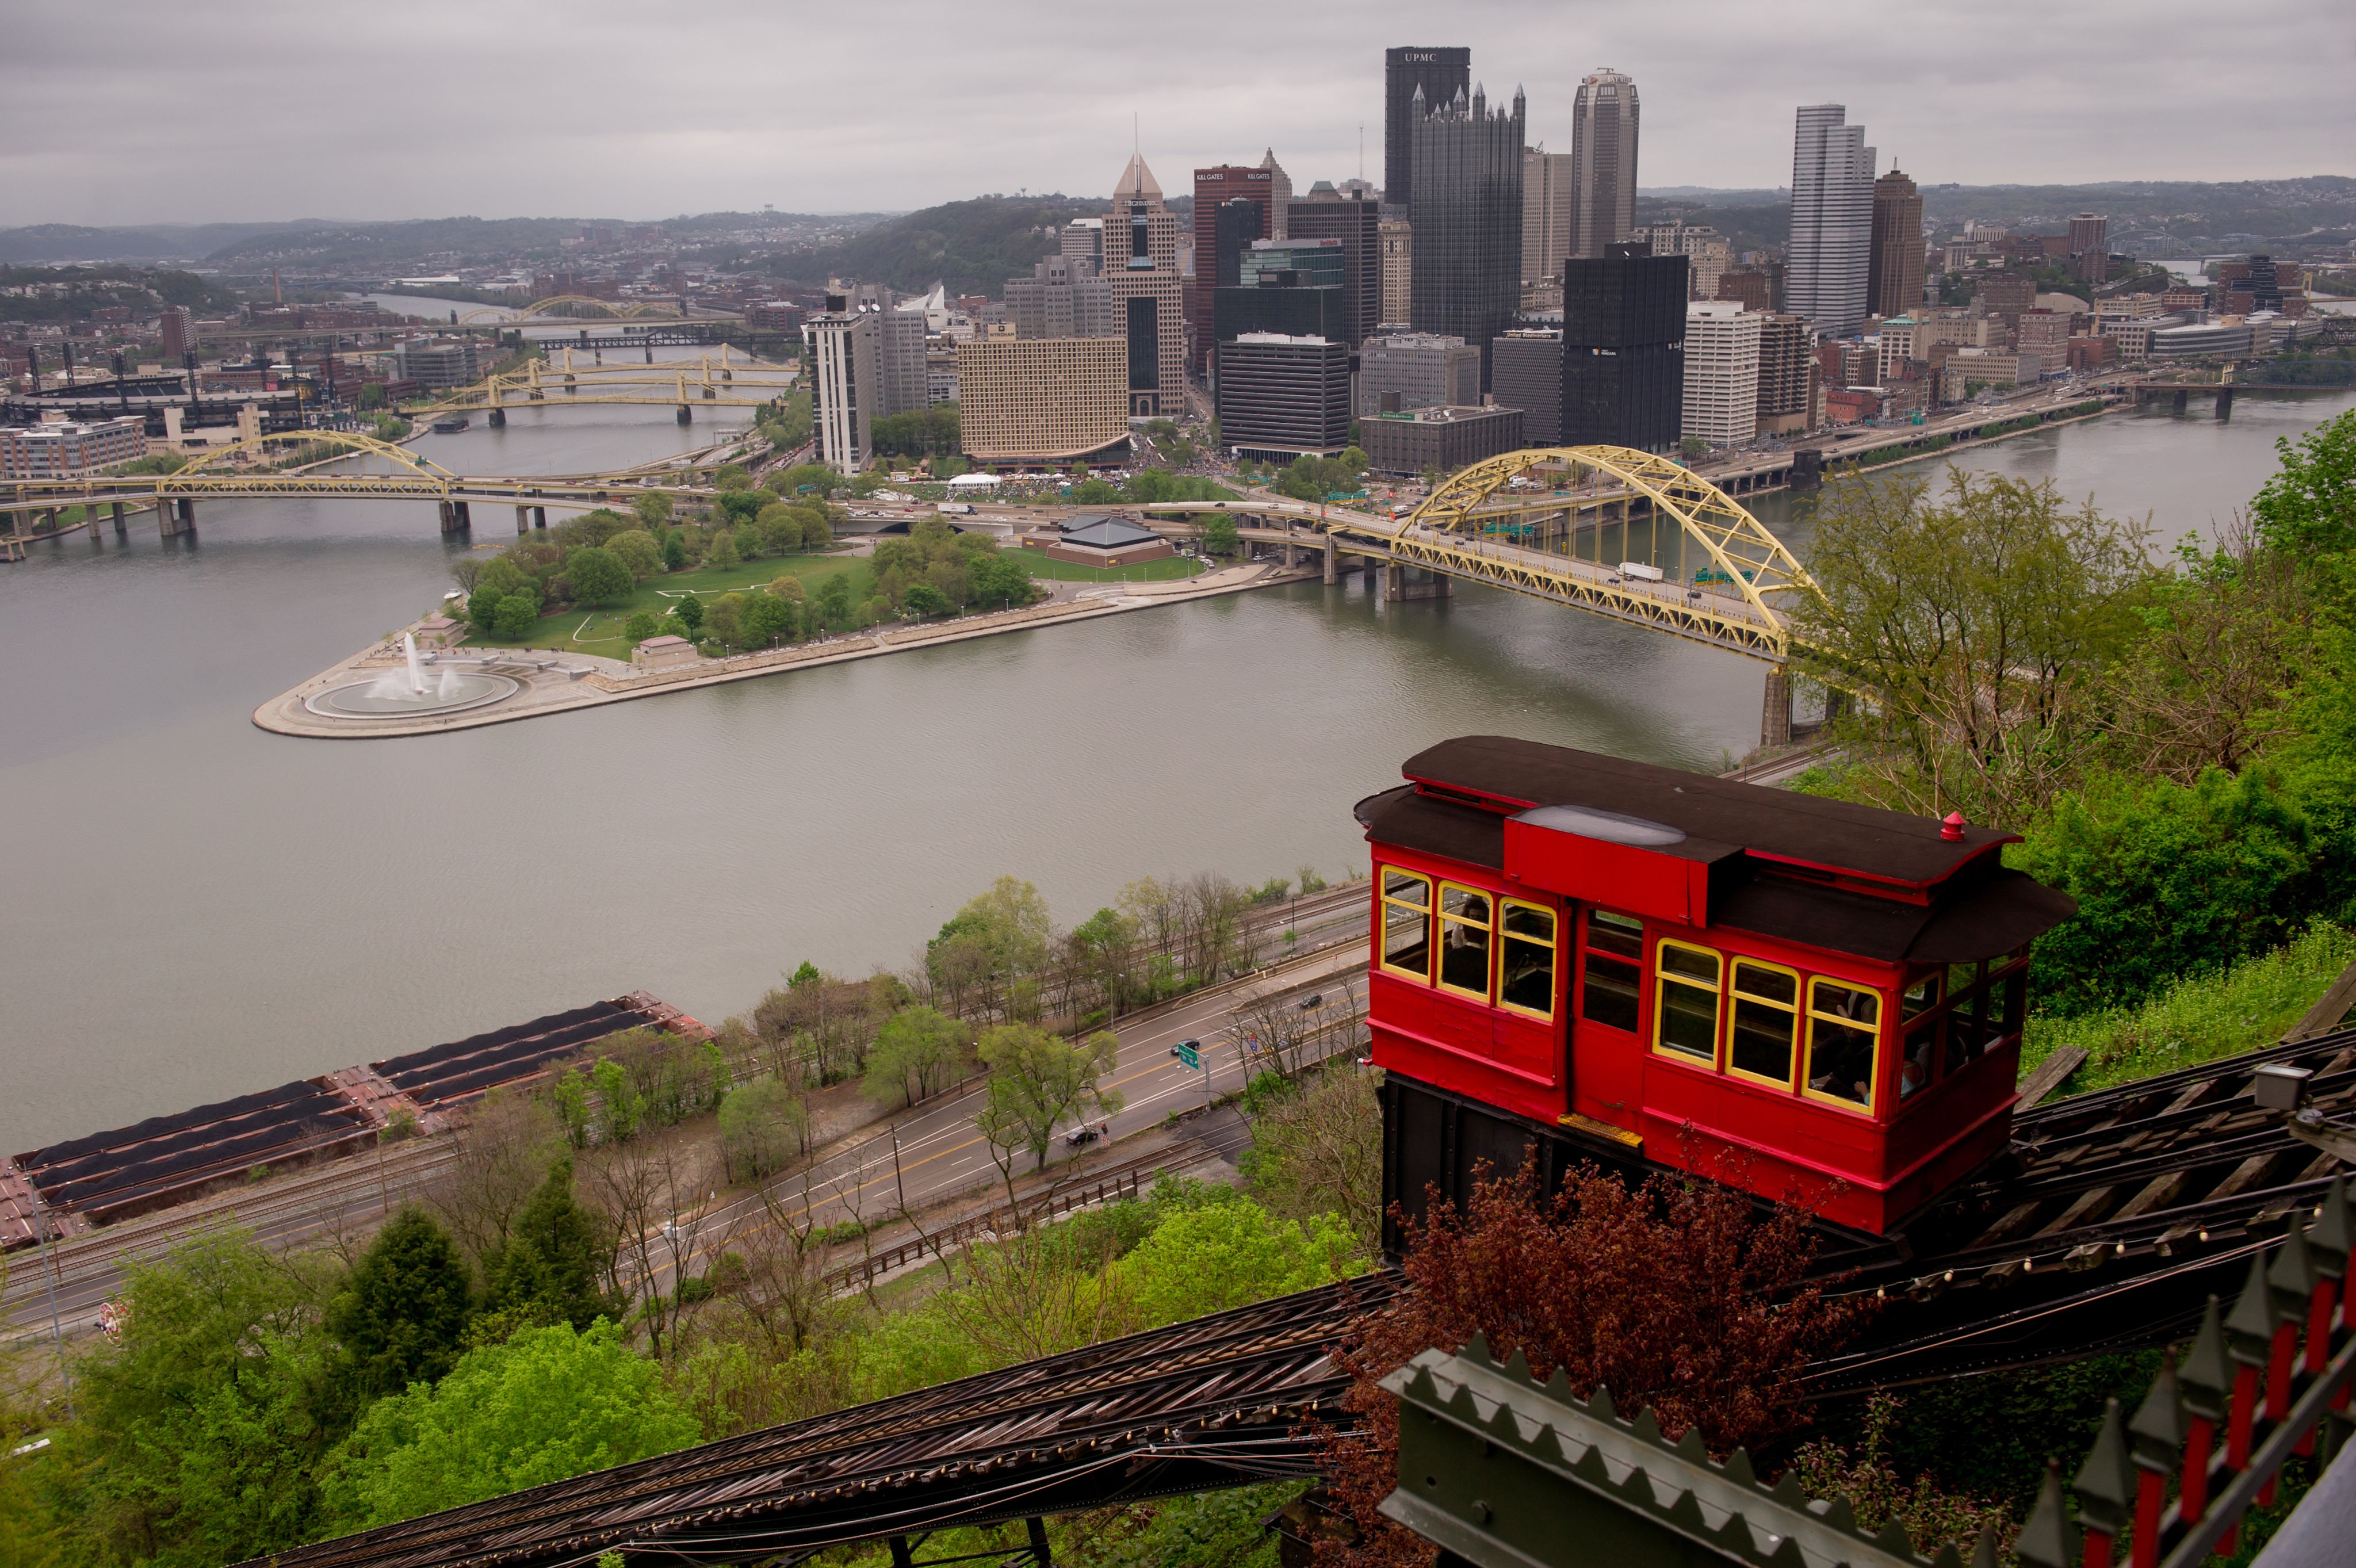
[1380,869,1432,981]
[1727,959,1800,1087]
[1498,901,1556,1018]
[1437,884,1495,999]
[1580,909,1643,1032]
[1807,979,1882,1112]
[1653,940,1723,1063]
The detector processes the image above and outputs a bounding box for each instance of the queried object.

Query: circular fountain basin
[304,670,521,720]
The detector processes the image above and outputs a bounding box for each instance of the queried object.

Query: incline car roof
[1401,735,2012,890]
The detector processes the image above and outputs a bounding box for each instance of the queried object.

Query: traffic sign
[1176,1040,1200,1070]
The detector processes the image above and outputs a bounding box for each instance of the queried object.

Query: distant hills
[6,175,2346,282]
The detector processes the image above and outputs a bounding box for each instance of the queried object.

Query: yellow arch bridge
[6,441,1819,663]
[416,347,801,422]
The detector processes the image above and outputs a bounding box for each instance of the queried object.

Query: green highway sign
[1176,1040,1200,1070]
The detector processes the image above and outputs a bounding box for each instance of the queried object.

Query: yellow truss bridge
[457,295,695,326]
[416,347,802,419]
[8,440,1818,661]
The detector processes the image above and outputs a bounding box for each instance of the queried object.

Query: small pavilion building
[1027,513,1175,569]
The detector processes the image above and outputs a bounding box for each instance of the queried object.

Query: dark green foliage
[758,196,1101,297]
[1816,1352,2162,1517]
[480,1160,611,1334]
[1201,515,1240,557]
[325,1207,474,1405]
[0,263,240,320]
[660,534,688,571]
[742,591,797,644]
[491,594,537,638]
[671,592,705,632]
[717,489,764,523]
[2014,766,2346,1016]
[871,404,960,457]
[902,582,952,617]
[564,546,633,606]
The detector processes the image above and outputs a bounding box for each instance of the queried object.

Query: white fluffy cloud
[2,0,2349,225]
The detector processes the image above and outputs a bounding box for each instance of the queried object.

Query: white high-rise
[1787,105,1874,340]
[1682,301,1762,445]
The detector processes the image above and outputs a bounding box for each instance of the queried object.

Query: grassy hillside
[746,195,1105,299]
[0,263,242,321]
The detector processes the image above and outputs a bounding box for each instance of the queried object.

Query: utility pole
[33,1204,74,1421]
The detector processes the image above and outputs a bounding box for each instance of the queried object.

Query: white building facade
[1681,302,1763,445]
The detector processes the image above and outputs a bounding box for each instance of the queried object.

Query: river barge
[0,990,706,1249]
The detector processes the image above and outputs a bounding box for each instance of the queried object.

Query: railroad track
[240,1022,2356,1567]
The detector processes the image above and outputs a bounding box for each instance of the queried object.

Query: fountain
[303,631,522,721]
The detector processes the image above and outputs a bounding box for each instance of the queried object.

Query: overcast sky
[6,0,2350,228]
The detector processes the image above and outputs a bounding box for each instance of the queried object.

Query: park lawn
[1017,553,1206,584]
[468,552,873,661]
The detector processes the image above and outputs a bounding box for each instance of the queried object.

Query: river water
[2,363,2349,1152]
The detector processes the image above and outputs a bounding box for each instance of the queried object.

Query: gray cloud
[3,0,2349,227]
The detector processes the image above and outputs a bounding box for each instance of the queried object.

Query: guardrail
[821,1157,1164,1294]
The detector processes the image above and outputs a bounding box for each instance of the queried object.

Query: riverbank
[254,559,1318,739]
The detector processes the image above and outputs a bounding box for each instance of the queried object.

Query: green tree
[1790,467,2151,829]
[671,592,706,632]
[1240,1065,1384,1251]
[481,1160,611,1333]
[69,1230,332,1565]
[2250,408,2356,561]
[324,1320,697,1530]
[1201,514,1240,557]
[491,594,538,638]
[324,1206,474,1406]
[660,533,688,571]
[564,546,634,607]
[622,611,659,644]
[604,529,662,580]
[974,1024,1124,1172]
[714,463,752,491]
[777,462,836,498]
[741,591,797,645]
[1127,466,1177,504]
[1072,477,1119,504]
[864,1005,970,1108]
[467,586,507,630]
[812,573,855,628]
[632,491,673,529]
[590,1055,644,1141]
[1114,1200,1363,1328]
[800,510,836,551]
[902,582,953,617]
[707,530,741,569]
[715,1075,810,1181]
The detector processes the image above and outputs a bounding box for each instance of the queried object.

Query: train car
[1360,736,2079,1237]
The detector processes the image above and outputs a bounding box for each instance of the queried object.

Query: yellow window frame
[1650,938,1724,1066]
[1802,977,1884,1116]
[1496,898,1558,1020]
[1434,881,1498,1002]
[1723,957,1802,1089]
[1378,867,1433,982]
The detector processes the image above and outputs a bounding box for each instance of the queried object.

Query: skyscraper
[1409,81,1525,389]
[1191,164,1277,347]
[1384,46,1471,214]
[2068,213,2109,284]
[1569,68,1639,258]
[1787,105,1874,339]
[1287,181,1383,345]
[1560,243,1686,453]
[1521,144,1574,300]
[1257,149,1292,240]
[1105,153,1187,417]
[1868,167,1924,319]
[1378,217,1413,326]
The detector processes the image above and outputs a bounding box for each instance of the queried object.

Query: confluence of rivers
[2,316,2347,1150]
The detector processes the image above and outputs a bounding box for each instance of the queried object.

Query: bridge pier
[2173,390,2189,414]
[1760,666,1793,750]
[676,405,692,424]
[438,500,472,536]
[533,506,547,529]
[111,502,127,537]
[517,505,531,534]
[2216,386,2235,419]
[644,344,655,364]
[160,498,195,538]
[1322,535,1337,584]
[488,407,505,427]
[1383,562,1452,603]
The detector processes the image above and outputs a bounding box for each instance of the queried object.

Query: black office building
[1212,198,1264,293]
[1561,243,1686,453]
[1384,46,1471,215]
[1286,183,1383,345]
[1213,282,1350,346]
[1490,328,1563,444]
[1215,334,1353,459]
[1408,82,1524,391]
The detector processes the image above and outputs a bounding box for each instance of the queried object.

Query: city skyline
[6,0,2349,228]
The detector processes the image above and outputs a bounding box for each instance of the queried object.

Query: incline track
[244,1022,2356,1568]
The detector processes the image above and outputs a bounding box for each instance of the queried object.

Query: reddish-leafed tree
[1313,1157,1872,1568]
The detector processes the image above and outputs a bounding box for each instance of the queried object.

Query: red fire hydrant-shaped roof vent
[1941,811,1968,842]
